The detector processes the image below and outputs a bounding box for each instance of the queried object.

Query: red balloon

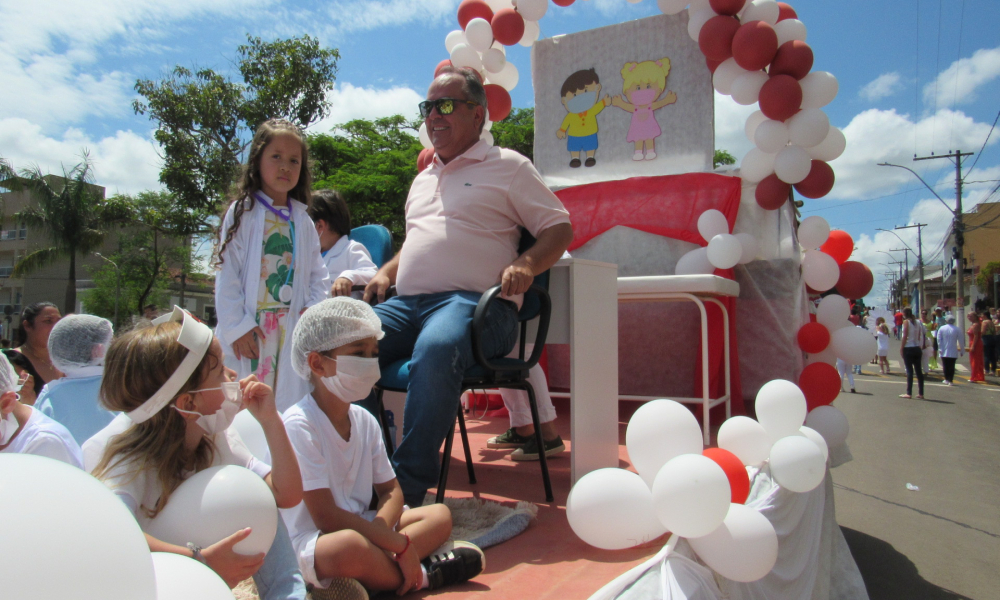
[758,74,802,121]
[769,40,814,80]
[552,0,576,6]
[706,57,724,74]
[794,160,835,199]
[703,448,750,504]
[434,59,453,78]
[710,0,746,16]
[755,173,791,210]
[732,20,778,72]
[797,322,831,353]
[699,15,741,62]
[416,148,435,171]
[777,2,798,21]
[836,261,874,299]
[457,0,493,30]
[483,83,511,121]
[799,362,841,411]
[820,230,853,264]
[491,8,525,45]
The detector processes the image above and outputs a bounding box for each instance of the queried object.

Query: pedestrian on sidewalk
[920,309,935,375]
[981,312,997,376]
[874,317,890,374]
[967,312,985,383]
[899,307,927,399]
[936,314,964,385]
[894,309,904,340]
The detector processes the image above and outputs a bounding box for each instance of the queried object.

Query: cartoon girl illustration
[611,58,678,161]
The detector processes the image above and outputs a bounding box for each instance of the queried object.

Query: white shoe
[632,151,644,161]
[644,151,657,160]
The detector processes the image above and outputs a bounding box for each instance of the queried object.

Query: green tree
[491,107,535,161]
[977,261,1000,306]
[134,34,340,229]
[714,149,736,169]
[11,156,130,313]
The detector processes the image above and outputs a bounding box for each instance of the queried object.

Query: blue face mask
[566,91,597,114]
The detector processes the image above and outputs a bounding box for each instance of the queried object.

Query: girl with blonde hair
[610,58,678,161]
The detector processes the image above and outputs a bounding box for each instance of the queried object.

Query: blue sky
[1,0,998,305]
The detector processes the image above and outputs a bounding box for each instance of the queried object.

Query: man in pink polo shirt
[361,67,574,507]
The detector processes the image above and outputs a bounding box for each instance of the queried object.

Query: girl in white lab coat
[308,189,377,297]
[215,119,330,412]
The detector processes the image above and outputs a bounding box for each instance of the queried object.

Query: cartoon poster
[532,13,714,189]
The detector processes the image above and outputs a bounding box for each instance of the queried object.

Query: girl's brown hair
[217,118,312,265]
[93,321,218,518]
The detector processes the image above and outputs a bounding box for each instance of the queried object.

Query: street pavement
[830,334,999,599]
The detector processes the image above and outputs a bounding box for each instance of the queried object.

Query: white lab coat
[215,196,330,412]
[323,236,377,284]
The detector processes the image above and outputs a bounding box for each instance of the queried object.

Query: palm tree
[12,156,122,313]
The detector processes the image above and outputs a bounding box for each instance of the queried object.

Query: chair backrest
[517,230,550,322]
[350,224,393,269]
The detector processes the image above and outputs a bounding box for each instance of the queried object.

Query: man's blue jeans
[372,291,518,506]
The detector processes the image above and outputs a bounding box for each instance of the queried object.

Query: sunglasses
[419,98,478,119]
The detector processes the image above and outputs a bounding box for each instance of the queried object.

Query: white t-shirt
[0,406,84,468]
[280,396,396,549]
[96,424,271,529]
[323,236,377,285]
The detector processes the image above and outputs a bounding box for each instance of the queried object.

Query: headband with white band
[126,306,214,424]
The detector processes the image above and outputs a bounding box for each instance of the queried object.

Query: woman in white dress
[874,317,891,374]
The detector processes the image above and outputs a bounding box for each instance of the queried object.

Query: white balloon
[652,455,732,538]
[755,379,807,442]
[742,0,779,25]
[754,119,790,154]
[816,295,850,329]
[658,0,688,15]
[740,148,777,183]
[735,232,759,264]
[718,416,770,465]
[0,454,158,600]
[567,469,668,550]
[418,122,433,150]
[798,425,830,463]
[712,58,746,95]
[788,108,830,148]
[482,47,506,73]
[626,399,705,487]
[486,61,519,90]
[798,215,831,250]
[731,70,768,105]
[145,466,278,556]
[518,19,540,46]
[490,39,507,54]
[830,325,876,365]
[514,0,548,21]
[688,503,778,582]
[449,43,482,71]
[807,126,847,161]
[232,410,269,463]
[445,29,466,54]
[805,346,837,366]
[773,18,807,45]
[484,119,493,131]
[465,18,494,51]
[801,249,840,292]
[708,234,743,269]
[698,209,730,241]
[774,145,812,184]
[800,71,839,109]
[485,0,514,11]
[151,553,234,600]
[676,247,717,275]
[806,405,850,448]
[769,435,826,493]
[744,110,768,142]
[481,129,494,145]
[688,6,717,43]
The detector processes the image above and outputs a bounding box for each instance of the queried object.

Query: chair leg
[457,408,476,484]
[525,383,554,503]
[436,416,456,505]
[375,388,395,458]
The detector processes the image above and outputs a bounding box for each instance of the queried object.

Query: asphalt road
[830,334,1000,600]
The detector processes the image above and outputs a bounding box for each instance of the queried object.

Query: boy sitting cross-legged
[281,297,485,597]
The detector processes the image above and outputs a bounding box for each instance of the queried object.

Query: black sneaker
[422,541,486,590]
[486,428,531,449]
[510,435,565,461]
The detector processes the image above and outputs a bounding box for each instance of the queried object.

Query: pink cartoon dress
[625,89,663,143]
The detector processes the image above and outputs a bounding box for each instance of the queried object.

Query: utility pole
[882,224,927,312]
[891,249,910,306]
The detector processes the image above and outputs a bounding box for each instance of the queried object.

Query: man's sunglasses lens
[419,99,457,118]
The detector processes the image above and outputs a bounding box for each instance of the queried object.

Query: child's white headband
[126,306,214,424]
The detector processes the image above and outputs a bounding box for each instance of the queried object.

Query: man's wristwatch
[186,542,208,565]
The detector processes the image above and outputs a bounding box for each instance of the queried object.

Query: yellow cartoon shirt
[560,102,605,138]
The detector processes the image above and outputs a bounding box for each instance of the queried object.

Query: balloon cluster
[797,216,874,299]
[676,208,758,274]
[567,379,845,582]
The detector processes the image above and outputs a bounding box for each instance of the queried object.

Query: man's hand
[232,327,265,361]
[363,272,392,304]
[331,277,354,297]
[501,263,534,297]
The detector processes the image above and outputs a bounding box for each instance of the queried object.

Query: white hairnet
[47,314,114,375]
[291,297,384,379]
[0,352,18,394]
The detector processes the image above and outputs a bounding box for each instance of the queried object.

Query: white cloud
[0,118,162,195]
[307,83,425,133]
[713,93,759,160]
[859,72,903,102]
[922,46,1000,109]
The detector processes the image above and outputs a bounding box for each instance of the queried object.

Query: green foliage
[977,261,1000,304]
[134,34,340,228]
[714,149,736,169]
[491,108,535,161]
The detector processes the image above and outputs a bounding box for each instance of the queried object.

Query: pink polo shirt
[396,140,571,296]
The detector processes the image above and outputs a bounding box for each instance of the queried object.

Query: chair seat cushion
[377,357,531,391]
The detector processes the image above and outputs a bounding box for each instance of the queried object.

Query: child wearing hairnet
[0,351,83,467]
[35,314,116,444]
[281,297,485,596]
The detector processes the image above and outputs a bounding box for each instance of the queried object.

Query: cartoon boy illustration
[557,68,611,168]
[610,58,678,161]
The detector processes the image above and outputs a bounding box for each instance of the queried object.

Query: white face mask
[320,355,381,403]
[0,410,18,445]
[175,381,242,435]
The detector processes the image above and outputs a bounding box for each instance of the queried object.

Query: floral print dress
[252,211,295,388]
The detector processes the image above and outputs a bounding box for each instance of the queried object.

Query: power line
[962,108,1000,181]
[800,185,951,214]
